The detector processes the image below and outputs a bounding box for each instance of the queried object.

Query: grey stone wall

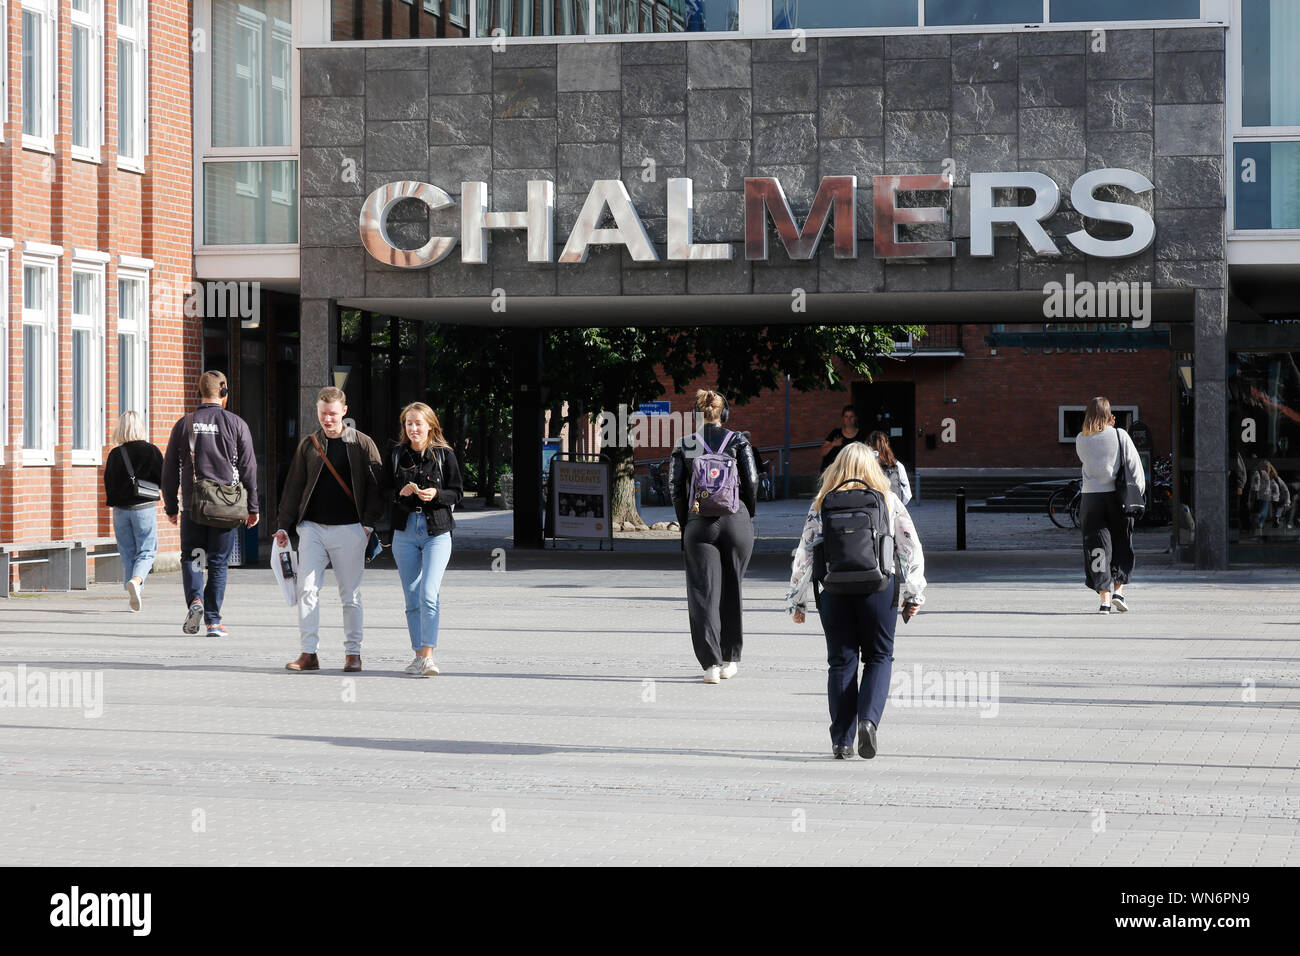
[299,27,1226,301]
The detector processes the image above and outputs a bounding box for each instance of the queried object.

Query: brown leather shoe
[286,653,319,672]
[343,654,362,672]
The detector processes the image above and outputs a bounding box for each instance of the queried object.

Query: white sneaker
[419,656,440,677]
[126,578,142,612]
[403,656,423,675]
[719,661,738,679]
[702,665,721,684]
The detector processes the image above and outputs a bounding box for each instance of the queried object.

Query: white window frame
[0,238,11,465]
[1058,405,1139,443]
[1,1,9,140]
[116,258,152,425]
[70,251,109,464]
[20,244,60,466]
[116,0,148,171]
[20,0,58,154]
[70,0,104,163]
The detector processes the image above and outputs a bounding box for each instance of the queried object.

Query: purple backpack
[688,431,740,516]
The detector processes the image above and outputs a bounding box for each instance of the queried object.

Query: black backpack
[813,478,894,596]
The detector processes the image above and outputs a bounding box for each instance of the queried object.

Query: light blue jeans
[391,511,452,651]
[112,506,158,588]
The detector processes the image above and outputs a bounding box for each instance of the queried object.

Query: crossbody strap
[310,433,357,506]
[121,444,137,480]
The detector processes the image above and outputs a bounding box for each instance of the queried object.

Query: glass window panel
[213,0,294,148]
[73,329,90,450]
[1235,142,1300,229]
[335,0,471,37]
[22,10,42,138]
[119,0,133,24]
[118,38,136,158]
[476,0,595,36]
[772,0,914,29]
[1242,0,1300,127]
[118,332,135,416]
[73,273,94,316]
[926,0,1042,26]
[593,0,733,33]
[24,266,44,309]
[72,25,90,149]
[23,323,42,449]
[204,161,299,244]
[73,0,91,11]
[1051,0,1199,22]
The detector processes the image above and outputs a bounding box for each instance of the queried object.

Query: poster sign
[639,401,671,417]
[551,460,611,540]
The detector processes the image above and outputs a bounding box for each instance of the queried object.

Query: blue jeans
[391,512,452,651]
[112,506,158,587]
[180,514,235,626]
[819,585,898,748]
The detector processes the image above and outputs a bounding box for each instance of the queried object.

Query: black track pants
[683,512,755,669]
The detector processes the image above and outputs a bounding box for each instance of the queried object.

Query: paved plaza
[2,529,1298,865]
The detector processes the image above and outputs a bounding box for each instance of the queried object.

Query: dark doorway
[851,381,916,473]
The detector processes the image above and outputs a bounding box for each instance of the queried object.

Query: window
[204,160,299,244]
[773,0,915,28]
[71,0,103,161]
[0,241,9,462]
[1242,0,1300,128]
[926,0,1041,26]
[1059,405,1138,443]
[117,270,149,419]
[21,254,58,463]
[21,0,57,151]
[1051,0,1199,22]
[117,0,148,168]
[1235,142,1300,229]
[71,260,107,461]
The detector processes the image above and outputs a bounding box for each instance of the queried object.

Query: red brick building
[1,0,194,585]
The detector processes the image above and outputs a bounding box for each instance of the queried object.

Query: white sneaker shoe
[126,578,142,612]
[403,656,423,675]
[719,661,738,679]
[702,665,721,684]
[419,656,440,677]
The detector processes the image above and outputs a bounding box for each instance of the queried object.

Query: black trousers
[1080,491,1134,593]
[819,585,898,747]
[683,512,754,669]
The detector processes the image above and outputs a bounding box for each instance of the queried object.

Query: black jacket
[276,427,385,533]
[670,424,759,525]
[162,403,260,517]
[384,444,464,537]
[104,441,164,510]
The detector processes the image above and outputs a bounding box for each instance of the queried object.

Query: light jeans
[112,506,158,588]
[391,511,452,651]
[296,520,368,655]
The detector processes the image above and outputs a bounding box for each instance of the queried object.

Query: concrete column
[1193,286,1228,570]
[299,298,335,439]
[512,327,544,549]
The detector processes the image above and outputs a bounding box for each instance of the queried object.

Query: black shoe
[857,721,878,759]
[1110,593,1128,613]
[833,745,854,759]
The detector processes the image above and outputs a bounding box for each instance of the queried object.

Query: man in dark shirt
[274,387,384,673]
[162,371,260,637]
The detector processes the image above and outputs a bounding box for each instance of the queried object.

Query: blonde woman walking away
[103,411,163,611]
[787,443,926,759]
[1075,397,1145,614]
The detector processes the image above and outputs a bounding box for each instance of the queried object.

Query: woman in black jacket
[103,410,164,612]
[385,403,463,676]
[670,390,760,683]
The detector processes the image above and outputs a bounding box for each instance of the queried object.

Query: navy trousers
[818,583,898,748]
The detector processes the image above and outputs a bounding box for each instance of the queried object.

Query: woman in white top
[867,430,912,505]
[787,443,926,760]
[1074,397,1145,614]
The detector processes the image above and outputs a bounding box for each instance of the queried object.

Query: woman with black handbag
[1075,397,1146,614]
[103,411,164,611]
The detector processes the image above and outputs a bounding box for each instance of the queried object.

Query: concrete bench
[72,537,122,590]
[0,541,73,596]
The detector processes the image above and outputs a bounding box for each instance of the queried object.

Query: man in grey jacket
[163,371,260,637]
[274,387,384,673]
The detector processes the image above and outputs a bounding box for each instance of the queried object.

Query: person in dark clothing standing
[103,410,163,612]
[162,371,260,637]
[275,387,384,673]
[819,405,864,472]
[670,389,759,683]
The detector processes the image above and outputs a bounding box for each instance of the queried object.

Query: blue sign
[639,402,671,417]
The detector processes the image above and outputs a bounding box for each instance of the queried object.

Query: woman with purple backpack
[670,390,760,683]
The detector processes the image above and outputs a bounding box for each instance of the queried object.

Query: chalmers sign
[359,169,1154,269]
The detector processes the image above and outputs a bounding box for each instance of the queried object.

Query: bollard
[956,486,967,551]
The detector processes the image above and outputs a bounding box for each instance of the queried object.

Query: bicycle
[1047,479,1082,529]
